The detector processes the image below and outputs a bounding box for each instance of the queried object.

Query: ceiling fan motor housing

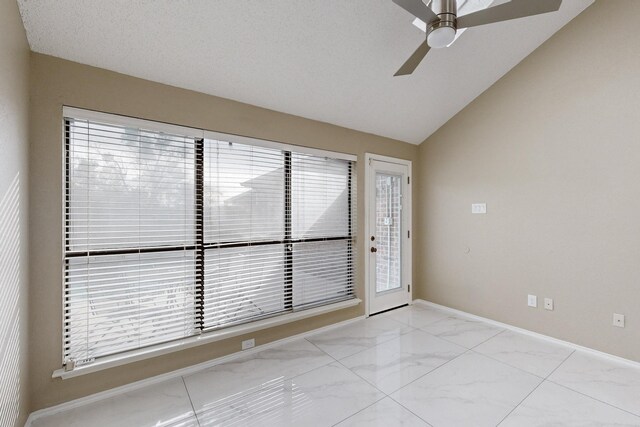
[427,0,458,48]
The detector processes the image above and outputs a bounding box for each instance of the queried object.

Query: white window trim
[53,298,360,379]
[63,106,205,139]
[62,106,356,162]
[59,106,359,378]
[203,130,356,162]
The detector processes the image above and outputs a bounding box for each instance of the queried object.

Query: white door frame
[364,153,412,317]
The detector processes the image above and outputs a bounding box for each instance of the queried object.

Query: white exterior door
[366,155,412,315]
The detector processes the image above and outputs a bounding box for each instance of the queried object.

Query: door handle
[370,247,377,253]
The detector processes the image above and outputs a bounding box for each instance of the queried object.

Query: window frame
[59,107,359,377]
[201,141,356,331]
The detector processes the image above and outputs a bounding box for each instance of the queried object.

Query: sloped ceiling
[18,0,593,143]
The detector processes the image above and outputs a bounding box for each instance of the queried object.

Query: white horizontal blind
[203,245,286,328]
[67,119,196,250]
[64,117,199,364]
[292,154,350,238]
[202,139,356,329]
[204,142,284,243]
[65,252,197,361]
[63,110,356,366]
[292,154,355,308]
[293,240,353,307]
[203,141,287,329]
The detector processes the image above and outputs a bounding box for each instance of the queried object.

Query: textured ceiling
[18,0,593,144]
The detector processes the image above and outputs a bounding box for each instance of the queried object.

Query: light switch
[472,203,487,214]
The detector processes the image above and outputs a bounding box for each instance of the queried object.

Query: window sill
[52,298,361,380]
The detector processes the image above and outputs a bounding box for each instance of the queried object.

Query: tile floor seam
[544,349,576,380]
[302,336,398,400]
[352,347,468,397]
[329,311,446,426]
[188,360,355,425]
[415,322,506,351]
[384,348,473,397]
[335,358,391,396]
[180,376,201,427]
[412,328,453,342]
[386,398,436,427]
[373,338,476,425]
[304,336,339,361]
[495,377,546,426]
[329,395,388,427]
[287,351,344,381]
[274,348,390,426]
[386,387,440,427]
[545,377,640,419]
[497,347,640,426]
[411,316,451,329]
[469,328,508,350]
[306,323,417,362]
[186,340,337,419]
[307,333,449,401]
[467,345,570,381]
[386,348,545,427]
[492,337,575,426]
[316,327,476,402]
[304,337,409,426]
[381,308,449,329]
[191,384,279,420]
[320,343,398,399]
[492,342,575,426]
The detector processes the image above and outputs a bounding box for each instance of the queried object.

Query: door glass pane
[375,173,402,293]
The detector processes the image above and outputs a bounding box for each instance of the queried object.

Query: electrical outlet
[242,338,255,350]
[613,314,625,328]
[528,294,537,308]
[544,298,554,311]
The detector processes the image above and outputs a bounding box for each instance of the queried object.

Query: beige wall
[417,0,640,362]
[28,53,419,411]
[0,0,30,425]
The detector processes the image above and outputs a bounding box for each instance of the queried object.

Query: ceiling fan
[392,0,562,76]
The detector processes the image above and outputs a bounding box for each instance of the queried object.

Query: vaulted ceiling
[18,0,593,143]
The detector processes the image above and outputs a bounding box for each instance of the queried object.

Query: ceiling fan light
[427,26,456,48]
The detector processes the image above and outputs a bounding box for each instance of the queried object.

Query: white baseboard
[414,299,640,370]
[25,315,365,426]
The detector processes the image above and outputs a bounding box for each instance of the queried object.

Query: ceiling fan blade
[393,0,438,24]
[394,39,431,76]
[457,0,562,29]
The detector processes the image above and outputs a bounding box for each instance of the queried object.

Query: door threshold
[369,303,409,317]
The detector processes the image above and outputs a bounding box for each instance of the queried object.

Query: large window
[63,109,356,368]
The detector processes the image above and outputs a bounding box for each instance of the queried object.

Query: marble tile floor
[32,304,640,427]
